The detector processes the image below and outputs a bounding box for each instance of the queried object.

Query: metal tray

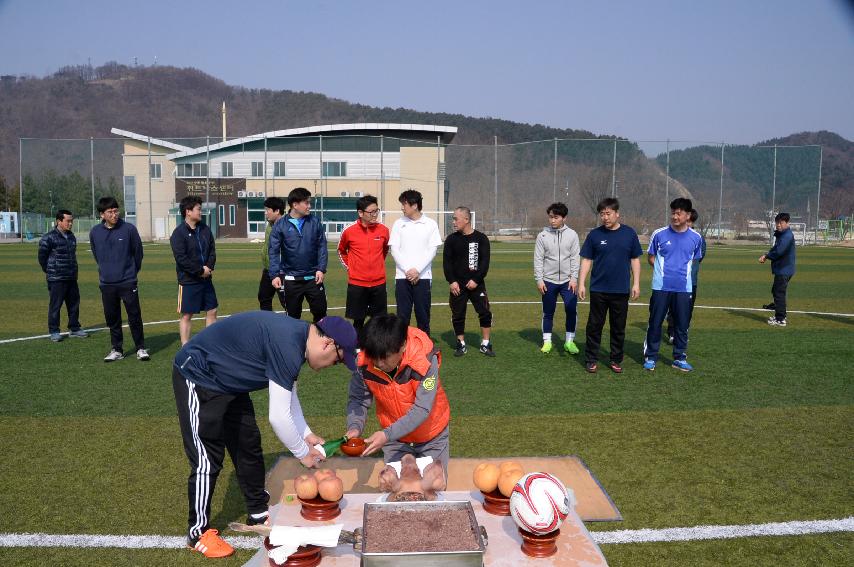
[358,500,488,567]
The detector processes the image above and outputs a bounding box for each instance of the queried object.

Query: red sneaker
[190,528,234,558]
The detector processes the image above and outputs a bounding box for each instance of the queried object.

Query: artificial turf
[0,240,852,566]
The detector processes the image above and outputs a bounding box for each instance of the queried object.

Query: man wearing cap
[172,311,357,558]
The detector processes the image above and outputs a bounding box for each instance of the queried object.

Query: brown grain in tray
[363,507,480,553]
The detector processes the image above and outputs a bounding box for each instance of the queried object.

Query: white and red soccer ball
[509,472,574,535]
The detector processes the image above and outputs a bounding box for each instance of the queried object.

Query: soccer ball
[509,472,574,535]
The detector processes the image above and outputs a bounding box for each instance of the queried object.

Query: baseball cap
[316,316,358,371]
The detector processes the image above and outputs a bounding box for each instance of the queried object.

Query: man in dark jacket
[90,196,148,362]
[760,212,796,327]
[442,206,494,357]
[269,187,328,322]
[38,209,88,342]
[171,195,218,345]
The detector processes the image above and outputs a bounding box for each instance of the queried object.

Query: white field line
[1,301,852,346]
[0,517,851,549]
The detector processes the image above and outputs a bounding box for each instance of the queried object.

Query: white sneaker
[104,349,124,362]
[136,348,151,361]
[767,317,787,327]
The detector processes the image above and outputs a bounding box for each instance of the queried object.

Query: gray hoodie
[534,224,580,284]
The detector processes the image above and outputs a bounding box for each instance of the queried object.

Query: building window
[323,161,347,177]
[247,201,266,233]
[177,163,208,177]
[273,161,286,177]
[149,163,161,180]
[229,205,236,226]
[221,162,233,177]
[218,205,225,226]
[123,176,136,216]
[251,161,264,177]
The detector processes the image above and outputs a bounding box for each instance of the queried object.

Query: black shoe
[454,341,467,357]
[479,342,496,357]
[762,303,775,310]
[246,511,269,526]
[585,361,598,373]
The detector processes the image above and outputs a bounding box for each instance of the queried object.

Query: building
[111,123,457,240]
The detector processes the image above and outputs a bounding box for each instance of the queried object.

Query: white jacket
[534,225,580,284]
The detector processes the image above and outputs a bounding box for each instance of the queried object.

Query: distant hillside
[1,63,850,228]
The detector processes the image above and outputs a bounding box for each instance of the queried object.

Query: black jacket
[170,221,217,285]
[38,227,79,282]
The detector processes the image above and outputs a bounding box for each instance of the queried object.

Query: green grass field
[0,240,852,566]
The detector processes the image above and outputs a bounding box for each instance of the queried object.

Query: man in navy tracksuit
[89,196,148,362]
[170,195,218,345]
[38,209,88,342]
[269,187,328,322]
[760,212,796,327]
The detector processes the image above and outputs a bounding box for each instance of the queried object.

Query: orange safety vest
[356,328,450,443]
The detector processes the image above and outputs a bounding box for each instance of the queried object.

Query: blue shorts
[177,281,218,314]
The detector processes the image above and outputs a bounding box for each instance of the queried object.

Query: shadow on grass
[211,452,282,530]
[518,327,541,346]
[146,331,181,355]
[725,309,768,324]
[808,313,854,326]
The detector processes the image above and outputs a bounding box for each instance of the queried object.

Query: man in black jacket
[38,209,88,342]
[443,206,494,357]
[170,195,218,345]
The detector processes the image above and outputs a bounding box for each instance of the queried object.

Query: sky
[1,0,852,146]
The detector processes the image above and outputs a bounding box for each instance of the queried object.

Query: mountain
[1,63,850,228]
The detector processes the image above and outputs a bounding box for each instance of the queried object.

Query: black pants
[172,367,268,543]
[449,284,492,336]
[666,286,697,339]
[47,280,81,334]
[395,279,432,335]
[283,279,327,322]
[772,274,792,321]
[99,282,144,352]
[346,283,388,330]
[585,292,629,364]
[258,270,286,311]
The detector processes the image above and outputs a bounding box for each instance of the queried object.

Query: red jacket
[337,221,390,287]
[356,328,450,444]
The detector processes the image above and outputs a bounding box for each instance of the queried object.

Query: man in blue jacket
[38,209,88,342]
[269,187,328,322]
[170,195,218,345]
[760,212,796,327]
[89,196,148,362]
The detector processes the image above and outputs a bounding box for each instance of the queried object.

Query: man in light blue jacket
[534,202,581,355]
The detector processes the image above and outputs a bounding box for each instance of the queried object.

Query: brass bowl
[341,437,366,457]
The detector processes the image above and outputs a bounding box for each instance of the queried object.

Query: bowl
[341,437,366,456]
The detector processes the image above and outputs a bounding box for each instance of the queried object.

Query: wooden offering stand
[480,489,511,516]
[297,495,342,521]
[263,537,321,567]
[518,527,560,558]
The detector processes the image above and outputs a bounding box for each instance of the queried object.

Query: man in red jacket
[337,195,390,331]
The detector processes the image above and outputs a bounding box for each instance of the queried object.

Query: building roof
[110,128,195,152]
[163,123,458,159]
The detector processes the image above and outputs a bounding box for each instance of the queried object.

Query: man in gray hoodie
[534,203,581,354]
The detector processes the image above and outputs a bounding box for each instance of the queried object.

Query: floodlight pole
[493,135,498,236]
[665,140,670,224]
[771,144,777,215]
[717,142,724,239]
[815,145,823,242]
[90,137,96,218]
[205,135,210,205]
[263,134,268,194]
[18,138,23,243]
[380,135,385,208]
[437,134,441,225]
[553,138,557,202]
[147,137,154,239]
[611,139,617,197]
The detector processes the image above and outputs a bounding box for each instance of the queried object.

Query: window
[251,161,264,177]
[221,162,233,177]
[149,163,161,180]
[218,205,225,226]
[177,163,208,177]
[247,201,266,233]
[273,161,286,177]
[229,205,236,226]
[123,176,136,216]
[323,161,347,177]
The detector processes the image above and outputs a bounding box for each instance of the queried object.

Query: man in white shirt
[389,190,442,336]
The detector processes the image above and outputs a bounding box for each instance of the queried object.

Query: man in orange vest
[345,314,450,467]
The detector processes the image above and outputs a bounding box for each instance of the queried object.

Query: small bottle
[315,436,347,458]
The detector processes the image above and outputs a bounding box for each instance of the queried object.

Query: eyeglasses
[361,208,380,216]
[334,345,345,365]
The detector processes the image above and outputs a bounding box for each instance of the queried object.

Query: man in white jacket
[534,203,581,354]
